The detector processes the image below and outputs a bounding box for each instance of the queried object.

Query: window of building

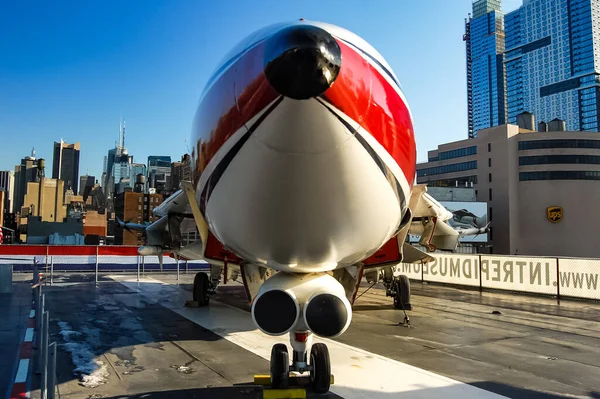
[488,173,492,182]
[138,197,142,203]
[489,188,492,201]
[488,143,491,152]
[518,139,600,150]
[489,227,493,241]
[138,205,141,211]
[489,207,492,222]
[488,158,491,167]
[519,155,600,165]
[437,146,477,161]
[519,171,600,181]
[416,161,477,177]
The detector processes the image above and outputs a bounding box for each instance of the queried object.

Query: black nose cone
[264,25,341,100]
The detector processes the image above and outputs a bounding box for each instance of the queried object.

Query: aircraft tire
[393,275,411,310]
[270,344,289,389]
[310,343,331,394]
[193,272,210,306]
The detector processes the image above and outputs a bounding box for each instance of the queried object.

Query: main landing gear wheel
[309,343,331,394]
[270,343,290,389]
[193,272,210,306]
[393,275,412,311]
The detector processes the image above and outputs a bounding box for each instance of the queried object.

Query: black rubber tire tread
[393,275,411,310]
[193,272,210,306]
[270,343,289,389]
[310,343,331,394]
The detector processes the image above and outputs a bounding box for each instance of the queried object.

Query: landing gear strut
[269,332,331,393]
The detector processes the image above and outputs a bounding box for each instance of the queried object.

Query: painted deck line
[14,359,30,384]
[112,276,506,399]
[23,328,33,343]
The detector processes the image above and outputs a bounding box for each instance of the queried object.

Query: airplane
[131,19,463,393]
[407,197,491,251]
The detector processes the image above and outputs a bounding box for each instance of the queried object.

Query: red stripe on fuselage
[324,40,416,187]
[191,43,278,183]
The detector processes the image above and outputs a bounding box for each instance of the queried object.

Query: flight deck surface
[6,272,600,399]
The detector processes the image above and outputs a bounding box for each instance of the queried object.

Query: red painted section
[27,319,34,328]
[0,245,139,256]
[48,246,96,256]
[192,42,278,180]
[20,342,32,359]
[10,383,27,399]
[324,40,416,187]
[204,232,242,263]
[0,245,47,255]
[98,246,139,256]
[362,236,401,266]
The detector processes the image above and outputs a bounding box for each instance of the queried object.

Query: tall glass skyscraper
[465,0,507,138]
[504,0,600,131]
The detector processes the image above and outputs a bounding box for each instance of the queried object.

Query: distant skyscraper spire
[119,118,123,151]
[31,147,35,158]
[122,119,126,148]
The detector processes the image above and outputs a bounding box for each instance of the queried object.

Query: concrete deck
[4,272,599,399]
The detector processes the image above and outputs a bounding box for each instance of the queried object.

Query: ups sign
[547,206,563,223]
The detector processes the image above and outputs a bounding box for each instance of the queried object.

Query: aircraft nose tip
[264,24,341,100]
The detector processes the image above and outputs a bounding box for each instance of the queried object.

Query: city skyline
[0,0,523,179]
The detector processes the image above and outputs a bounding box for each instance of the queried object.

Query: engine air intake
[304,293,349,337]
[252,290,298,335]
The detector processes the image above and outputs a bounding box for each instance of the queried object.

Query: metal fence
[395,252,600,300]
[0,245,209,283]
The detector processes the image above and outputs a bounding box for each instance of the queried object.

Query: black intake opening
[305,293,348,337]
[253,290,297,334]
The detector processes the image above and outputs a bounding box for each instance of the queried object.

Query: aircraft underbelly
[201,99,405,273]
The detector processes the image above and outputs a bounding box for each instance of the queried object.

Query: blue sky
[0,0,523,179]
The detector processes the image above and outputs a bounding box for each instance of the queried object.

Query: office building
[504,0,600,131]
[13,150,42,215]
[52,141,80,194]
[464,0,507,137]
[114,191,163,245]
[104,121,135,198]
[19,177,68,242]
[170,154,192,192]
[416,113,600,257]
[130,164,147,192]
[0,170,14,215]
[79,175,95,196]
[148,156,172,195]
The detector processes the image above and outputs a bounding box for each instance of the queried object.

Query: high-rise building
[464,0,507,138]
[169,154,192,192]
[79,174,95,196]
[104,120,135,199]
[52,141,80,194]
[13,149,41,215]
[0,170,14,215]
[130,164,147,192]
[504,0,600,131]
[147,156,172,195]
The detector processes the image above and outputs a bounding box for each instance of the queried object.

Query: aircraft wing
[407,185,459,252]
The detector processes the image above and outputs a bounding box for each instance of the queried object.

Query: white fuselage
[197,98,408,273]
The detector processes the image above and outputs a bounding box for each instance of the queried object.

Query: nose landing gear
[268,332,332,394]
